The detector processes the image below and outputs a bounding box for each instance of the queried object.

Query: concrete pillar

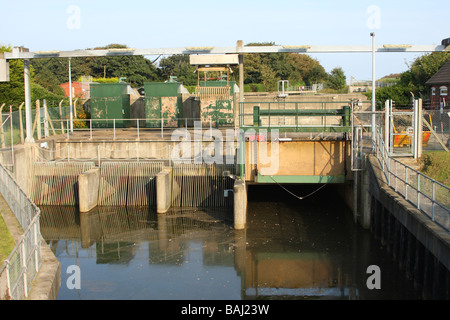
[233,179,247,230]
[78,168,100,212]
[156,167,172,214]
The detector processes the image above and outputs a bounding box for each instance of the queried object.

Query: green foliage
[31,44,161,89]
[159,55,197,86]
[31,83,67,107]
[366,85,412,107]
[420,151,450,187]
[326,67,346,90]
[0,44,30,107]
[365,52,450,106]
[242,42,328,92]
[244,83,266,92]
[92,77,119,83]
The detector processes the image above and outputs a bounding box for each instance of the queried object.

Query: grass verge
[0,212,15,266]
[419,151,450,187]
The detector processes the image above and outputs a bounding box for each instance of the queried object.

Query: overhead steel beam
[3,44,446,60]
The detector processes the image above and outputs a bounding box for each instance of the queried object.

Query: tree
[327,67,346,90]
[366,52,450,106]
[32,44,162,89]
[402,52,450,97]
[0,45,31,107]
[159,55,197,86]
[241,42,328,91]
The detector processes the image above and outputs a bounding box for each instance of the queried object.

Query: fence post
[5,260,11,299]
[0,103,5,148]
[405,166,408,201]
[417,173,420,210]
[19,102,24,144]
[10,106,14,169]
[431,180,435,221]
[21,240,28,298]
[43,99,49,138]
[137,119,140,140]
[36,100,41,140]
[34,222,39,273]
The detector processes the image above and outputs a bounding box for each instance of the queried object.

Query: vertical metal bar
[5,261,11,299]
[417,173,420,210]
[405,166,408,201]
[395,161,397,192]
[24,59,34,143]
[43,99,49,138]
[22,241,28,298]
[34,222,39,273]
[431,181,435,221]
[137,119,140,140]
[371,32,376,143]
[113,119,116,139]
[10,106,14,170]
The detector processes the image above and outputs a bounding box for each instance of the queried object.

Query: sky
[1,0,449,82]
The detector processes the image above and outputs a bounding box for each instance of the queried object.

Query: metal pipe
[68,58,73,133]
[371,32,376,143]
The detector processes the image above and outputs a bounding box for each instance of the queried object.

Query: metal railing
[374,128,450,233]
[36,117,238,141]
[0,163,42,300]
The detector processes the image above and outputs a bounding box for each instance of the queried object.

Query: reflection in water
[40,185,422,300]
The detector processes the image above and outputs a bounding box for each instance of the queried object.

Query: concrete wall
[366,155,450,298]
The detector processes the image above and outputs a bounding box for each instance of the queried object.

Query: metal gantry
[0,39,449,144]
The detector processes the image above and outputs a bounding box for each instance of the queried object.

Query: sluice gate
[171,163,236,208]
[31,162,95,206]
[98,161,164,207]
[31,161,236,210]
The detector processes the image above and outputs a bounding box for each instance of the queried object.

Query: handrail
[374,128,449,233]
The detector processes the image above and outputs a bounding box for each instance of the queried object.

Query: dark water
[40,184,422,300]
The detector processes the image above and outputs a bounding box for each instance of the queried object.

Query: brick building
[426,60,450,110]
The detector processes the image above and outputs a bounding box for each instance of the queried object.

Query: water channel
[40,184,423,300]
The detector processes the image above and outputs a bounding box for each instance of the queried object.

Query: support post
[234,179,247,230]
[417,98,423,158]
[43,99,49,138]
[371,32,376,143]
[24,59,34,143]
[237,40,244,104]
[413,99,419,159]
[19,102,24,144]
[385,100,390,153]
[36,100,41,140]
[68,58,73,133]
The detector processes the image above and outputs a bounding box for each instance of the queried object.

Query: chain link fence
[422,109,450,151]
[0,163,42,300]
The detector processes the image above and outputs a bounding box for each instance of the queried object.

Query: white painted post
[371,33,376,143]
[385,100,389,153]
[43,99,49,138]
[68,58,74,133]
[24,59,34,143]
